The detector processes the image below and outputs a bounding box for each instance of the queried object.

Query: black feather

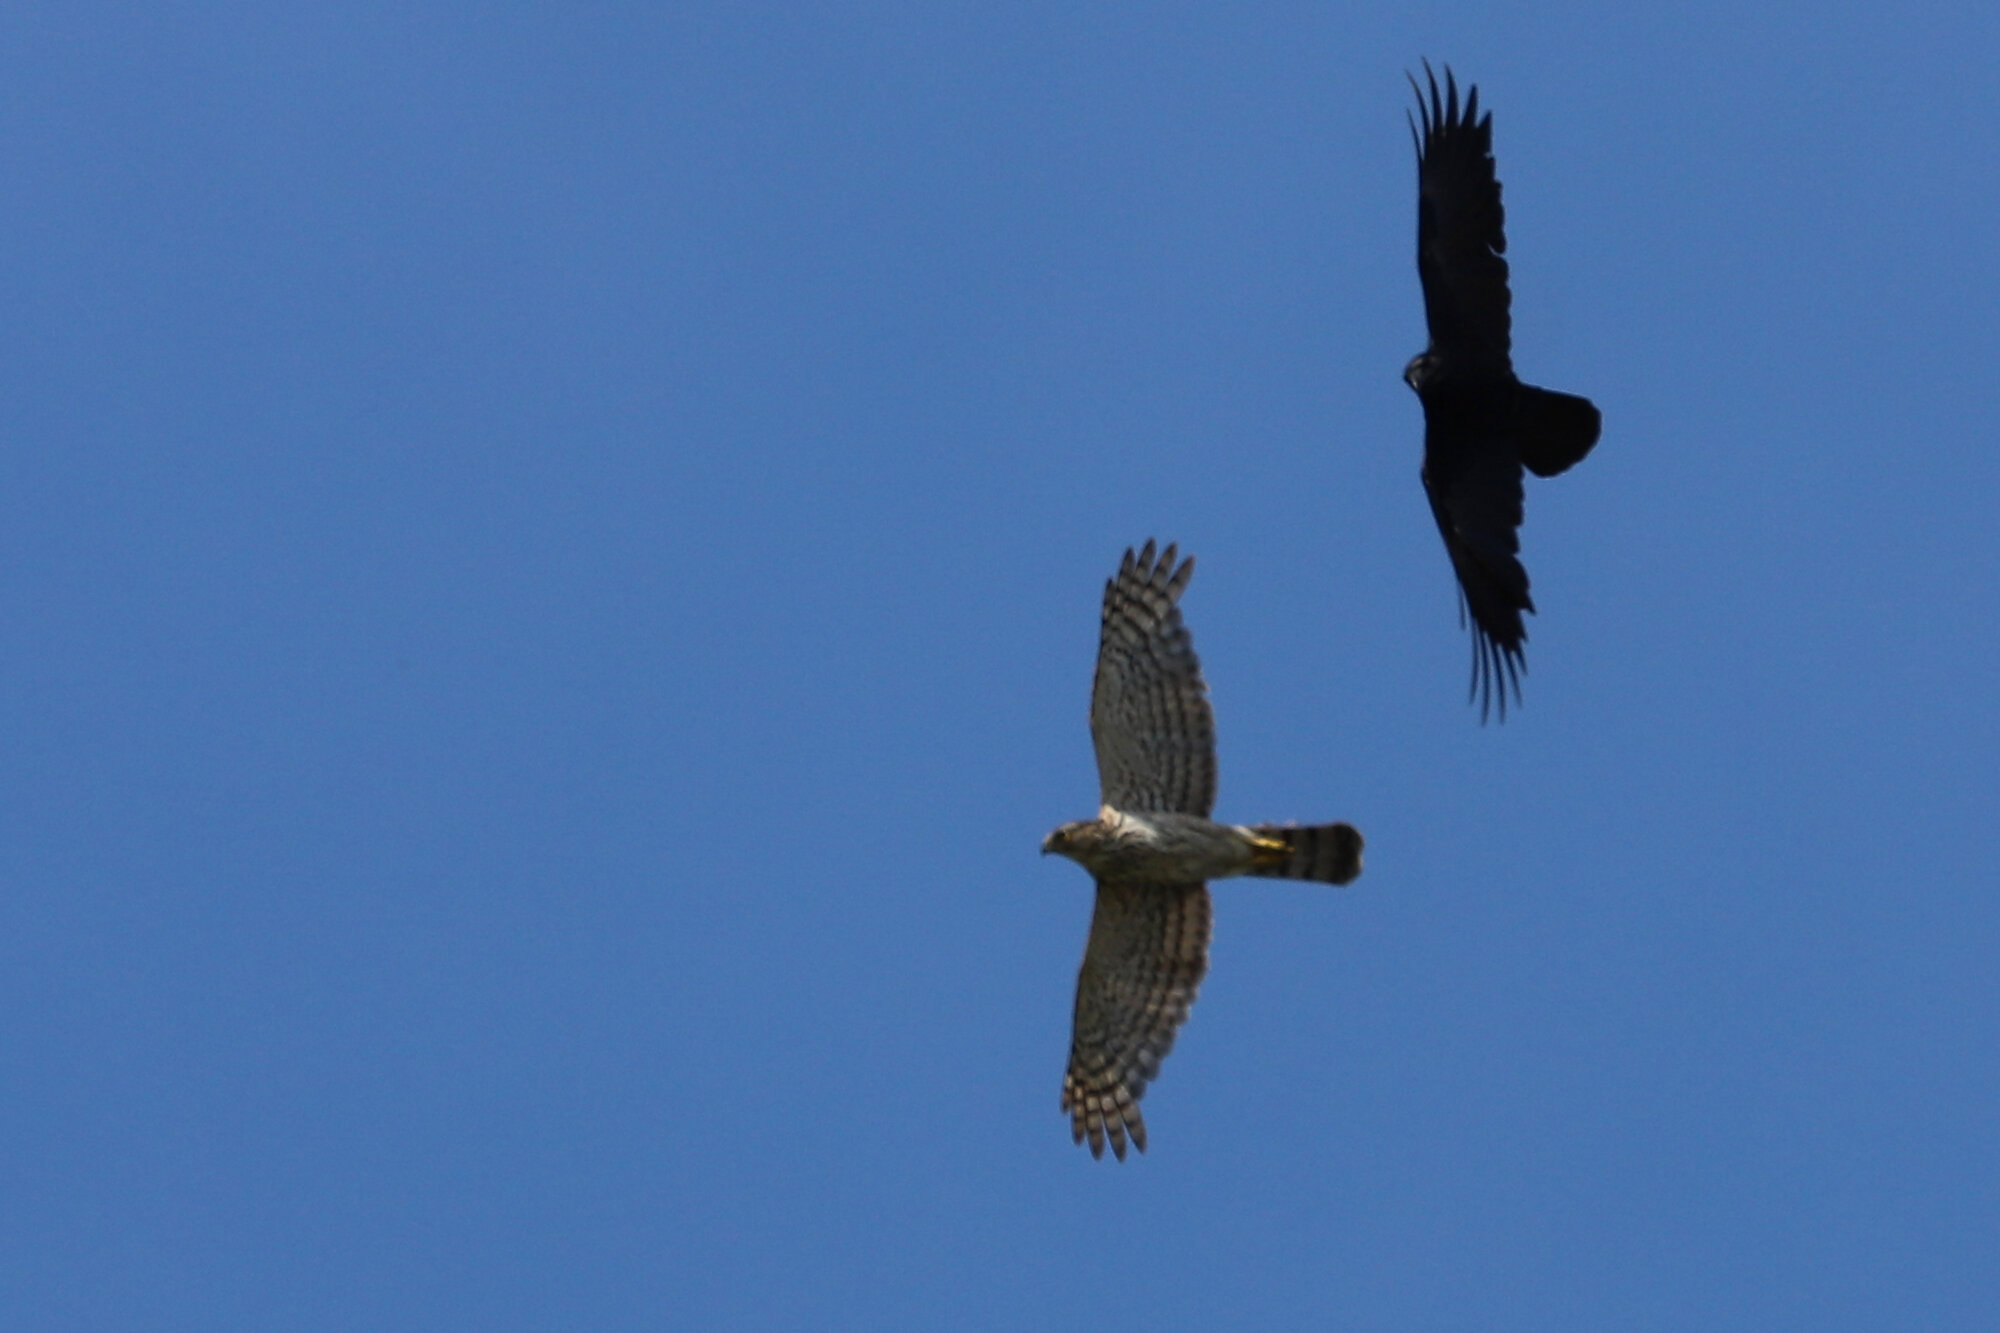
[1405,64,1600,721]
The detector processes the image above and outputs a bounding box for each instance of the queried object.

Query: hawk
[1041,541,1364,1160]
[1405,62,1601,721]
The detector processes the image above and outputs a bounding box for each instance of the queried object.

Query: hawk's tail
[1245,823,1364,886]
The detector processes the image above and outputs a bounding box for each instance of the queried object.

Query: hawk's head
[1041,822,1086,858]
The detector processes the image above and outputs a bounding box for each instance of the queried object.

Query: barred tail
[1245,823,1364,886]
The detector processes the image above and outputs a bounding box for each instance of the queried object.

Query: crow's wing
[1411,63,1513,377]
[1423,444,1530,722]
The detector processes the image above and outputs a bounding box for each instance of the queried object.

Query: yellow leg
[1248,834,1290,869]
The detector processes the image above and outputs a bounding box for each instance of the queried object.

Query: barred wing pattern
[1062,879,1212,1161]
[1088,542,1217,817]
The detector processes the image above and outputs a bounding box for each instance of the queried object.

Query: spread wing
[1088,541,1217,817]
[1423,447,1530,722]
[1411,62,1513,377]
[1062,879,1212,1161]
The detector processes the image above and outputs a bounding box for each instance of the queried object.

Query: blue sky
[2,3,1996,1328]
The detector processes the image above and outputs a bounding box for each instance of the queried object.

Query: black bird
[1405,63,1600,721]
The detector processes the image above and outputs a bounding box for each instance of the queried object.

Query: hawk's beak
[1040,832,1057,855]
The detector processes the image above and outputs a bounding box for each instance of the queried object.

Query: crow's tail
[1517,385,1601,478]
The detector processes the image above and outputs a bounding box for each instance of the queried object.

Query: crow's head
[1403,351,1440,394]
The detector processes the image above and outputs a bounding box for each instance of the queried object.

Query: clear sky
[3,3,1996,1328]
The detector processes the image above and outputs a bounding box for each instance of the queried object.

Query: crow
[1405,63,1600,721]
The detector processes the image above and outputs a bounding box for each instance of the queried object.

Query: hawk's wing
[1062,879,1212,1161]
[1411,62,1513,377]
[1088,541,1217,817]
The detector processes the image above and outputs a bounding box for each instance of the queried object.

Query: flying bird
[1405,62,1601,721]
[1042,541,1364,1160]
